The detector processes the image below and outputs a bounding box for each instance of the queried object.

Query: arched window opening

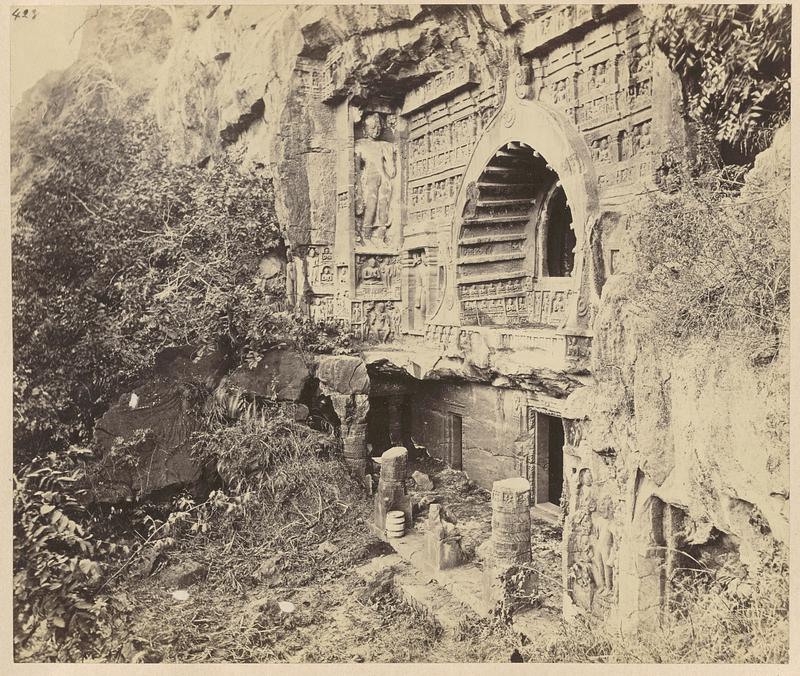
[544,187,575,277]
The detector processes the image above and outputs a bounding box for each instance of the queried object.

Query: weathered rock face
[88,345,231,502]
[560,130,790,630]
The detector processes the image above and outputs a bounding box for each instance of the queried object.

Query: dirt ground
[109,457,565,663]
[114,512,526,662]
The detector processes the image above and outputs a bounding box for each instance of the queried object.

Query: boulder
[85,343,237,503]
[153,344,231,388]
[90,378,205,502]
[228,348,310,400]
[158,559,208,588]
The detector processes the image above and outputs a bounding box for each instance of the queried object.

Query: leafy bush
[653,4,790,160]
[13,110,276,459]
[185,401,357,571]
[13,449,130,661]
[196,384,337,484]
[11,23,350,659]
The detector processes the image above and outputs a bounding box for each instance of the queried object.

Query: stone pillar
[479,477,535,614]
[374,446,412,532]
[387,394,404,446]
[342,419,368,476]
[491,477,532,566]
[315,355,371,477]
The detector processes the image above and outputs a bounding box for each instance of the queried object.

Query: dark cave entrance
[365,370,416,459]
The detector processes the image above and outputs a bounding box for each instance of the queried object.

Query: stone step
[495,148,531,158]
[476,181,533,189]
[487,156,534,169]
[366,524,564,642]
[476,197,536,208]
[457,251,527,266]
[481,165,527,175]
[531,503,561,527]
[355,551,481,635]
[456,270,529,285]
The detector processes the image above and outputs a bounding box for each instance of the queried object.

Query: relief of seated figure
[360,256,382,284]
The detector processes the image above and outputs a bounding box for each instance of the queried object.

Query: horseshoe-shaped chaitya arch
[429,94,601,332]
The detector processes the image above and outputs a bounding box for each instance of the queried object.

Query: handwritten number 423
[12,8,38,20]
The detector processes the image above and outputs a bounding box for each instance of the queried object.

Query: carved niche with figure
[408,249,429,332]
[307,245,334,291]
[567,467,618,613]
[361,300,399,343]
[354,113,397,245]
[354,254,400,299]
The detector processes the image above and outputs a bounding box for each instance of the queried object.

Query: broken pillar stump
[374,446,412,533]
[336,393,369,477]
[480,477,537,614]
[424,504,463,570]
[491,477,532,566]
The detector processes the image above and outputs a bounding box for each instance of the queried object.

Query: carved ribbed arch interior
[455,141,575,327]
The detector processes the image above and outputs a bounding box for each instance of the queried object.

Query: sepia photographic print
[6,2,794,667]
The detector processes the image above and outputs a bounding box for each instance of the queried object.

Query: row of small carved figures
[590,121,652,164]
[550,47,652,103]
[462,291,569,317]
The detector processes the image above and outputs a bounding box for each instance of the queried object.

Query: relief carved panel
[354,254,400,299]
[354,300,401,343]
[405,80,503,232]
[306,245,335,293]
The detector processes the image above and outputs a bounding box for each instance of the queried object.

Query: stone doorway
[531,412,564,515]
[447,412,463,470]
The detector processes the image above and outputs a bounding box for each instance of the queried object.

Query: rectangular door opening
[448,413,462,470]
[535,412,564,508]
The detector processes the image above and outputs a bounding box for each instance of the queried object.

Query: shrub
[628,154,789,356]
[12,109,284,461]
[184,401,358,573]
[12,100,347,463]
[13,449,130,661]
[521,545,789,664]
